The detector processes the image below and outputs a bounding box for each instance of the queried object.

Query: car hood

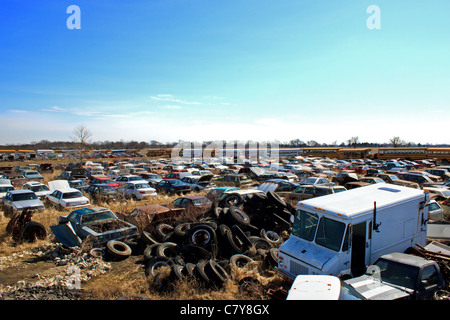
[49,180,70,191]
[345,275,411,300]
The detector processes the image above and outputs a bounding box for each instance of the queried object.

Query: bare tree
[389,136,405,148]
[347,136,359,148]
[71,124,93,163]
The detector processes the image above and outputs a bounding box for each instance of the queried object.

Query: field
[0,160,289,300]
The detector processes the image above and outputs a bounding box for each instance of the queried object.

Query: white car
[117,181,157,200]
[46,180,90,209]
[22,181,51,200]
[115,174,146,187]
[0,179,15,201]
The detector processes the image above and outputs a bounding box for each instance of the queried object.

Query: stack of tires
[141,190,293,290]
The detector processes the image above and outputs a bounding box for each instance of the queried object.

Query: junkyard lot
[0,163,288,300]
[1,156,450,300]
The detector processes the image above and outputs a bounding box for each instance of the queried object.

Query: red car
[89,177,120,188]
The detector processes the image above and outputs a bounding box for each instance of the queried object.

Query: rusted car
[117,205,185,232]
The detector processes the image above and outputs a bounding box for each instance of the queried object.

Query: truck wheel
[267,191,287,208]
[106,240,132,260]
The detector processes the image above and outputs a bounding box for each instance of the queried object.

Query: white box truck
[277,184,430,279]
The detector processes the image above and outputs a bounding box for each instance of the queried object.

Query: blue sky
[0,0,449,145]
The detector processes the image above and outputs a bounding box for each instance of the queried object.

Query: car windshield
[100,186,117,193]
[193,198,211,206]
[366,258,419,290]
[12,193,38,201]
[390,175,399,181]
[129,177,143,181]
[441,190,450,197]
[62,191,83,199]
[334,188,346,193]
[301,178,317,184]
[81,210,116,225]
[0,186,14,193]
[31,185,49,192]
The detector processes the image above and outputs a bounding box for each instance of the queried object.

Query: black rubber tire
[221,193,244,207]
[267,191,287,208]
[141,231,160,246]
[194,260,211,284]
[171,264,185,281]
[174,222,190,238]
[155,223,174,241]
[266,247,278,267]
[143,243,160,262]
[226,206,251,227]
[229,254,254,269]
[183,262,197,277]
[145,257,172,278]
[260,229,281,246]
[180,244,212,262]
[21,221,47,242]
[187,224,216,248]
[106,240,132,260]
[156,242,179,259]
[204,259,230,285]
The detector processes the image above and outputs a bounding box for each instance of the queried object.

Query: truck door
[351,222,366,277]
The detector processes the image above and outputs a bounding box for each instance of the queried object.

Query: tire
[183,262,196,277]
[221,193,244,208]
[187,224,216,248]
[156,242,179,259]
[155,223,174,241]
[180,244,212,262]
[106,240,132,260]
[145,257,172,278]
[226,206,251,227]
[143,244,159,262]
[21,221,47,243]
[248,236,273,251]
[171,264,185,281]
[260,229,281,246]
[225,225,253,254]
[194,260,211,284]
[229,254,254,269]
[267,191,286,208]
[266,248,278,268]
[90,248,105,259]
[204,259,230,286]
[141,231,160,246]
[174,222,190,238]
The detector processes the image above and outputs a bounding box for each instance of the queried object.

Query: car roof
[178,195,207,200]
[8,189,34,194]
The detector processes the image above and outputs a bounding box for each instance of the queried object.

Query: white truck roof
[298,183,426,218]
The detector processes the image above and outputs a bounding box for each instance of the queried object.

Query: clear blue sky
[1,0,449,145]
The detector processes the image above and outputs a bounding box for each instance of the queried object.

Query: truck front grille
[290,260,308,275]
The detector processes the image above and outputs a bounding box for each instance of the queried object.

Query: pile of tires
[141,190,293,289]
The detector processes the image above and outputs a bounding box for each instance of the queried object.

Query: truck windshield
[315,217,346,251]
[292,210,318,241]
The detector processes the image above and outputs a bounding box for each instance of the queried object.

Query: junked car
[45,180,90,210]
[117,181,157,200]
[2,190,45,217]
[84,184,123,204]
[21,181,51,200]
[51,206,140,247]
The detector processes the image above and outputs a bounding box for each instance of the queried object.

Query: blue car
[205,186,240,202]
[155,179,191,195]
